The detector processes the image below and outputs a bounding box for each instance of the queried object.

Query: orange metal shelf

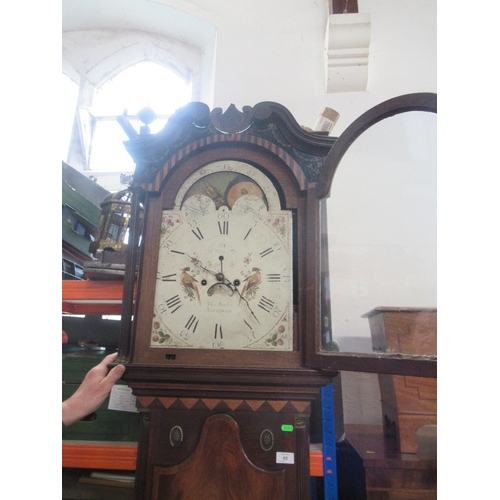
[309,449,324,476]
[62,442,138,470]
[62,280,135,315]
[62,442,324,475]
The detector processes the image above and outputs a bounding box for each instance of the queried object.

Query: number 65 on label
[276,452,295,464]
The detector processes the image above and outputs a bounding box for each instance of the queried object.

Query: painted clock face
[150,161,293,351]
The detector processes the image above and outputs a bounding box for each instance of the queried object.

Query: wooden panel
[403,376,437,401]
[365,467,437,490]
[331,0,358,14]
[365,308,437,453]
[366,307,437,355]
[366,489,436,500]
[396,414,437,455]
[379,375,436,414]
[378,374,436,453]
[343,425,437,500]
[151,414,285,500]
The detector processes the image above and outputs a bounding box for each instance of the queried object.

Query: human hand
[62,352,126,426]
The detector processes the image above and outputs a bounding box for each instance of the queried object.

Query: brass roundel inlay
[169,425,184,447]
[260,429,274,452]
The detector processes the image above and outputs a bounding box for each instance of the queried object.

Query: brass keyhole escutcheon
[260,429,274,452]
[169,425,184,447]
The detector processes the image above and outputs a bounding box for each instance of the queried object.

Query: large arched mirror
[309,93,437,378]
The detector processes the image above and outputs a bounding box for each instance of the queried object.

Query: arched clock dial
[150,161,293,351]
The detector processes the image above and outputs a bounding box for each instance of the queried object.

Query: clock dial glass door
[150,161,293,351]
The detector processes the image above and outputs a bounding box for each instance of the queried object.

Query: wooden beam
[331,0,359,14]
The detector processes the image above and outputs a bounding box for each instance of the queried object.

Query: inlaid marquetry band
[140,133,310,192]
[137,396,311,414]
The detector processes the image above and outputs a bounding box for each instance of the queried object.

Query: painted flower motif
[264,318,288,347]
[151,323,171,344]
[160,216,180,236]
[269,215,287,237]
[265,331,285,347]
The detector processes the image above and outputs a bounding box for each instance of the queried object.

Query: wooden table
[337,425,436,500]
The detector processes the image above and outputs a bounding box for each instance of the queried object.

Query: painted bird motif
[240,267,261,302]
[180,267,200,303]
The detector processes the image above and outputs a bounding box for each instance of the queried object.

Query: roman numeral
[260,247,273,258]
[267,274,281,282]
[244,320,256,340]
[258,296,275,313]
[162,273,177,282]
[191,227,204,240]
[185,315,199,332]
[214,324,223,339]
[165,295,182,313]
[244,228,253,240]
[218,221,229,235]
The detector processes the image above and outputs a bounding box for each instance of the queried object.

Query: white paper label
[108,385,138,413]
[276,452,295,464]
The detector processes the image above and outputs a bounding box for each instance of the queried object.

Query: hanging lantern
[84,189,143,279]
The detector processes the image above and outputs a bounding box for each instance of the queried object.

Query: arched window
[89,61,192,174]
[62,73,79,162]
[62,2,216,192]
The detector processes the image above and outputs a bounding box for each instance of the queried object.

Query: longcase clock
[118,102,338,500]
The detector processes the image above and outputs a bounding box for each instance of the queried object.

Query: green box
[62,351,140,442]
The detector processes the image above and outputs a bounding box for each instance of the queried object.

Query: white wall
[163,0,436,133]
[62,0,437,426]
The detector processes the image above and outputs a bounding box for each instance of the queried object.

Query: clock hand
[224,278,261,325]
[183,255,259,324]
[185,254,219,278]
[197,257,260,323]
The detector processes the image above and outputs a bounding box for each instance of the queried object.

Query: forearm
[62,398,85,427]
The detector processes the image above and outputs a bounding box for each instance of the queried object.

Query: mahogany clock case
[121,101,337,376]
[116,102,339,500]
